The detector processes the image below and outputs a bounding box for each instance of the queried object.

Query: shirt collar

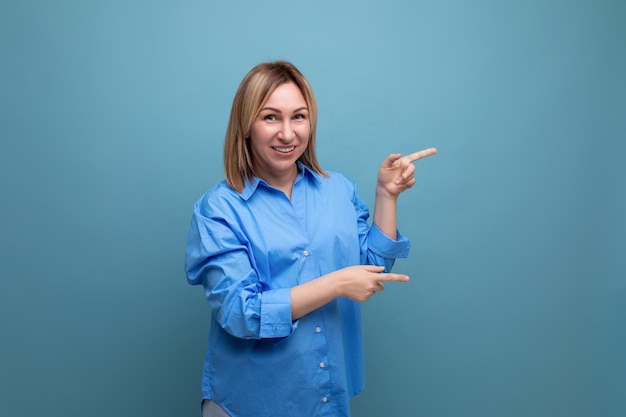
[238,162,323,201]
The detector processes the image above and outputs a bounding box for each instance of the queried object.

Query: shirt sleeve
[352,189,411,272]
[184,201,296,340]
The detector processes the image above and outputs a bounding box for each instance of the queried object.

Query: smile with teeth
[273,146,296,153]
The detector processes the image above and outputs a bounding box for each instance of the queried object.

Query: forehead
[263,82,307,108]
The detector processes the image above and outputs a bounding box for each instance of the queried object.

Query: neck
[258,164,298,199]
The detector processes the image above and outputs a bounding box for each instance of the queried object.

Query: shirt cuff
[260,287,297,338]
[369,224,411,259]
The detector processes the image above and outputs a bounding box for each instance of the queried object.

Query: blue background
[1,1,624,416]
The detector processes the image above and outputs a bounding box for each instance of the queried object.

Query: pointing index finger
[377,273,410,282]
[406,147,437,163]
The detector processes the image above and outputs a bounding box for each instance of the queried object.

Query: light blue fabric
[185,162,410,417]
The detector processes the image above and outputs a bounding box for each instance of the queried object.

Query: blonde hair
[223,61,327,192]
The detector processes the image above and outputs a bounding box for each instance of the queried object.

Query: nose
[277,121,296,141]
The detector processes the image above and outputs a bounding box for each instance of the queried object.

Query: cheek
[298,124,311,139]
[249,125,270,144]
[248,131,266,156]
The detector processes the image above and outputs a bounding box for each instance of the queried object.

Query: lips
[272,146,296,153]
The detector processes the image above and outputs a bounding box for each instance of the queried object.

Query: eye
[264,114,276,121]
[294,113,306,120]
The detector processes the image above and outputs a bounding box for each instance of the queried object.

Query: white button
[319,362,325,368]
[303,250,309,256]
[315,326,322,333]
[322,397,328,403]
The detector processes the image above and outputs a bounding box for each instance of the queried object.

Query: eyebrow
[259,106,309,113]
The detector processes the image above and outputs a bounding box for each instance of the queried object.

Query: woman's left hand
[377,148,437,197]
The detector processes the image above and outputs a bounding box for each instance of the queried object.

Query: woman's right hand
[334,265,410,302]
[291,265,410,320]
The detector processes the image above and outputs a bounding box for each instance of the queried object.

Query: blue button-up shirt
[185,163,410,417]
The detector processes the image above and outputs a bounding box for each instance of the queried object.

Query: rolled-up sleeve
[185,202,296,340]
[351,188,411,271]
[260,288,295,338]
[367,224,410,259]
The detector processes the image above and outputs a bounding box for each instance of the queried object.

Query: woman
[185,61,436,417]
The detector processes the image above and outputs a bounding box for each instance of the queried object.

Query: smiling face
[248,82,310,188]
